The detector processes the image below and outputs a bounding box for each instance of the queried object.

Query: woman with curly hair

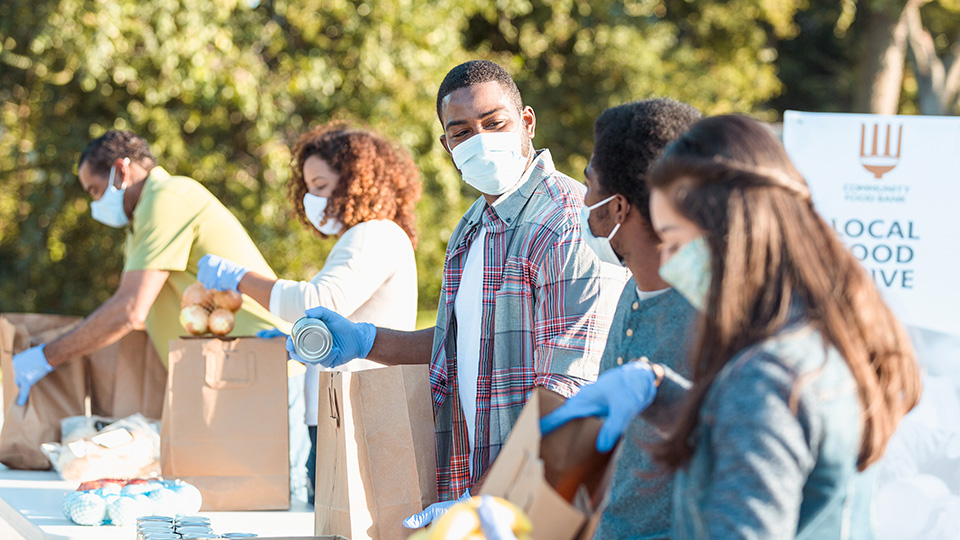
[197,123,422,500]
[543,115,920,538]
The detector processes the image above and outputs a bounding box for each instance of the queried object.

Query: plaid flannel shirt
[430,150,628,500]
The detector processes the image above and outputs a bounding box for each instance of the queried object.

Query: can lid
[299,330,331,358]
[293,318,332,361]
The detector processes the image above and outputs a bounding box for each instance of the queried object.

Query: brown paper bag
[86,329,167,420]
[0,313,169,470]
[0,314,88,469]
[479,387,614,540]
[314,365,437,540]
[162,336,290,511]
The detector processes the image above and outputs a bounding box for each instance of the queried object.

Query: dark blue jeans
[307,425,317,506]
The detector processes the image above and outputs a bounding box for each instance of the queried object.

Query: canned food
[140,532,181,540]
[175,515,210,522]
[291,317,333,363]
[138,524,175,539]
[176,517,212,526]
[139,515,175,522]
[139,522,175,528]
[177,525,215,532]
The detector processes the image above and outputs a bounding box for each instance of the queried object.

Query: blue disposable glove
[13,344,54,406]
[476,495,519,540]
[285,306,377,368]
[255,327,287,339]
[539,360,658,453]
[402,489,471,529]
[197,254,249,292]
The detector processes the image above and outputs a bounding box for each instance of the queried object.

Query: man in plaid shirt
[290,60,627,523]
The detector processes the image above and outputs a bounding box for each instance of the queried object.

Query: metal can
[291,317,333,363]
[139,515,175,522]
[176,516,212,526]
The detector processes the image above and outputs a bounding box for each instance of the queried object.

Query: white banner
[785,111,960,540]
[783,111,960,337]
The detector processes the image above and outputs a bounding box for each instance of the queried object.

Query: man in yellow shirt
[12,130,290,404]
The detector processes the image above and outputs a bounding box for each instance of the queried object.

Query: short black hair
[78,130,156,177]
[436,60,523,123]
[592,98,701,223]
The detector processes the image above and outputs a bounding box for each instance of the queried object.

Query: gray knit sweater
[594,281,696,540]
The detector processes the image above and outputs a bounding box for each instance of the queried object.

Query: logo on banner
[859,123,902,179]
[843,122,910,204]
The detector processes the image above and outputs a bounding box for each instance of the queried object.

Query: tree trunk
[853,1,912,114]
[905,1,960,115]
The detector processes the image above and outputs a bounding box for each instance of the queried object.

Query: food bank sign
[783,111,960,337]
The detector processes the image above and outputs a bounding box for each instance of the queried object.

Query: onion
[211,290,243,312]
[179,305,210,335]
[208,309,235,336]
[181,282,212,309]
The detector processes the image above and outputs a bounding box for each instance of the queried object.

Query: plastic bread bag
[41,413,161,482]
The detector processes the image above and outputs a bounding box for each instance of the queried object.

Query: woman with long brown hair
[197,123,422,502]
[543,114,920,538]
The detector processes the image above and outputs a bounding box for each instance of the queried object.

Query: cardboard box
[479,387,614,540]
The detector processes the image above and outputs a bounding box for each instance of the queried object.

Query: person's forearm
[367,327,436,366]
[42,297,139,367]
[237,271,276,309]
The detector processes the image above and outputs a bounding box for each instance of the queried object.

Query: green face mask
[658,236,711,312]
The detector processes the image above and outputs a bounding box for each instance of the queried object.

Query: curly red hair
[289,123,422,248]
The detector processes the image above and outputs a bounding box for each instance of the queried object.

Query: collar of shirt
[129,166,171,234]
[457,149,555,235]
[635,286,671,302]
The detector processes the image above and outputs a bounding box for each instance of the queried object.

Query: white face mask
[303,193,344,236]
[450,130,529,196]
[90,158,131,228]
[579,195,623,266]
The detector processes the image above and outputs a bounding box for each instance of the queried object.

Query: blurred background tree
[1,0,957,324]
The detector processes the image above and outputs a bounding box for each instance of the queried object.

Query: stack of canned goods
[136,516,178,539]
[135,515,258,539]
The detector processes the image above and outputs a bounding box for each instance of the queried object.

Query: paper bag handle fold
[327,385,341,427]
[204,350,256,389]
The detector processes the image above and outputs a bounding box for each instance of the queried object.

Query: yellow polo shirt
[124,166,292,365]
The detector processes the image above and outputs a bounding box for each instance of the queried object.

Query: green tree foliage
[462,0,802,179]
[1,0,793,319]
[773,0,960,115]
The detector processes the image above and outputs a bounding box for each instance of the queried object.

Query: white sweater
[269,219,418,425]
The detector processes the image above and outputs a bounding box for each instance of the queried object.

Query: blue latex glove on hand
[255,327,287,339]
[402,489,471,529]
[197,254,249,292]
[13,344,54,406]
[285,306,377,368]
[476,495,519,540]
[539,360,658,453]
